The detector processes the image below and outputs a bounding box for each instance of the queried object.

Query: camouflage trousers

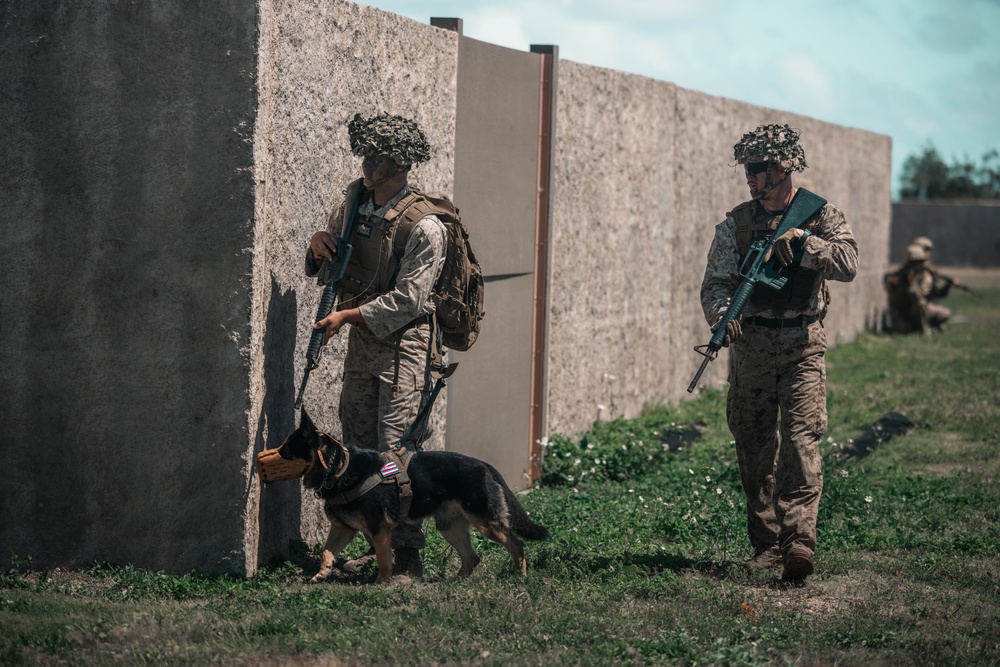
[340,319,440,550]
[727,320,827,559]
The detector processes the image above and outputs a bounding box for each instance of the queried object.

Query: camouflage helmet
[912,236,934,252]
[905,244,926,263]
[348,112,431,165]
[733,123,808,172]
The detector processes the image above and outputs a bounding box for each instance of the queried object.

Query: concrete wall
[252,0,457,560]
[545,61,892,437]
[0,0,259,573]
[890,200,1000,266]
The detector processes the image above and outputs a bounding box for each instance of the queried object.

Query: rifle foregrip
[711,281,754,349]
[306,282,338,363]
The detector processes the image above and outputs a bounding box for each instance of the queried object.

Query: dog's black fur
[281,407,549,583]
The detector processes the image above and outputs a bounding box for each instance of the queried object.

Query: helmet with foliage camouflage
[348,112,431,165]
[733,123,808,172]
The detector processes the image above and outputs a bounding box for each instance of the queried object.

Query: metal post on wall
[528,44,558,482]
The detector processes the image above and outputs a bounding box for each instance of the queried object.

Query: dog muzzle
[256,446,315,484]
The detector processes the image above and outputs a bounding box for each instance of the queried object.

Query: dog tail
[490,467,549,541]
[508,492,549,541]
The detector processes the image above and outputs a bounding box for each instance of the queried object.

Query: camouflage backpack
[386,191,485,352]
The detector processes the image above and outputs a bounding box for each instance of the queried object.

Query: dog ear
[299,406,316,433]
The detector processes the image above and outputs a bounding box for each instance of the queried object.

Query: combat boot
[392,547,423,578]
[743,546,782,573]
[341,546,377,575]
[782,546,814,580]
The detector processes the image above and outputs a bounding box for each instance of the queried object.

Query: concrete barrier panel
[547,62,678,436]
[891,201,1000,267]
[0,0,259,574]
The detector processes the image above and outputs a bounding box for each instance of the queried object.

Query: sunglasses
[745,161,770,175]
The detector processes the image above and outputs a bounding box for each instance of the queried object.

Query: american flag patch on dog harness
[379,461,399,478]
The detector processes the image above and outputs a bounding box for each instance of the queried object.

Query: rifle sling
[763,188,827,253]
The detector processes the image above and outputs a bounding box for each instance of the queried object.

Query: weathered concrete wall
[545,60,892,438]
[251,0,457,558]
[891,200,1000,266]
[0,1,259,573]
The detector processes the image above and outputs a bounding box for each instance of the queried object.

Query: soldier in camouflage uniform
[305,113,446,579]
[884,244,933,334]
[700,124,859,580]
[910,236,956,331]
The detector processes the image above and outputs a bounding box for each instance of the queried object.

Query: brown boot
[782,547,814,580]
[743,546,782,573]
[341,547,376,575]
[392,547,423,578]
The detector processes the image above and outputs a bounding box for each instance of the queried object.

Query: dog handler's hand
[764,228,807,267]
[310,231,339,261]
[315,308,363,345]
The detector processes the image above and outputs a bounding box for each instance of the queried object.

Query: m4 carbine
[687,189,826,393]
[294,180,366,409]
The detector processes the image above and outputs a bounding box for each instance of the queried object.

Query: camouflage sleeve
[700,217,742,326]
[359,215,447,339]
[799,204,858,283]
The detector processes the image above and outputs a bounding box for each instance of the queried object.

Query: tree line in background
[900,145,1000,200]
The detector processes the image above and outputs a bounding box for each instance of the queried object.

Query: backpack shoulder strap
[389,190,457,257]
[728,201,754,257]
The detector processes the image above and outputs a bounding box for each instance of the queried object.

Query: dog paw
[310,570,332,583]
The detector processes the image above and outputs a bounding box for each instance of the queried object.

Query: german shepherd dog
[280,408,550,584]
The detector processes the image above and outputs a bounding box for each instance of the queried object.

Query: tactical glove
[714,318,742,347]
[764,229,810,267]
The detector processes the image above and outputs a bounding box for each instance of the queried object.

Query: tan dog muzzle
[256,446,315,484]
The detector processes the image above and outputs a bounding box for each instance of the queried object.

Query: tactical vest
[729,200,821,311]
[336,188,436,310]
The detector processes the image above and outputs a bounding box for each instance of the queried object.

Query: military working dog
[275,408,549,584]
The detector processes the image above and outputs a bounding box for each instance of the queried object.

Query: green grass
[3,269,999,666]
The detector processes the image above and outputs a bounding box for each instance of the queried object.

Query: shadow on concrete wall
[254,273,301,565]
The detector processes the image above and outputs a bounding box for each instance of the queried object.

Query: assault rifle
[937,273,981,299]
[294,180,366,409]
[687,189,826,393]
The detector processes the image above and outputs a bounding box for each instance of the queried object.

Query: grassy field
[3,268,999,666]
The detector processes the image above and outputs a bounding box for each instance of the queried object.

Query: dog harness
[325,448,415,518]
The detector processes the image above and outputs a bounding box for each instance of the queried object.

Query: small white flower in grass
[574,458,581,466]
[716,488,723,495]
[566,475,574,482]
[705,476,711,482]
[586,443,593,450]
[689,469,694,475]
[839,469,849,478]
[865,496,873,503]
[629,489,634,493]
[638,496,644,502]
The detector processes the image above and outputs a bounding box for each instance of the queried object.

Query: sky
[358,0,1000,199]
